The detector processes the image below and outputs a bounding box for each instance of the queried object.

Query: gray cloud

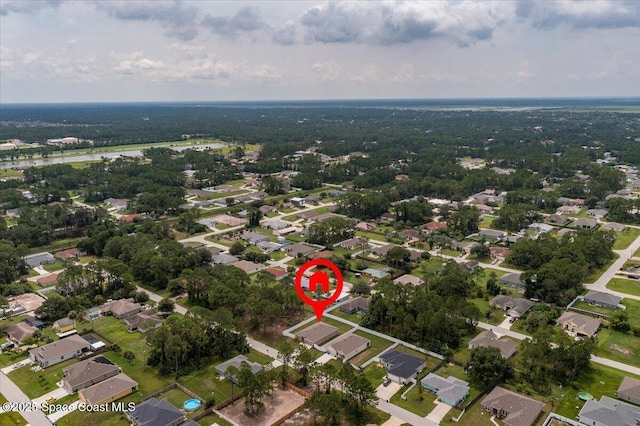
[516,1,640,30]
[299,1,507,47]
[201,6,267,39]
[97,0,199,41]
[0,0,62,16]
[271,21,298,45]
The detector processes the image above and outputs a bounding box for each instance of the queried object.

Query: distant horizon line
[1,96,640,106]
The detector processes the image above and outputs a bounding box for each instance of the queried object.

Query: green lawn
[607,277,640,297]
[624,299,640,328]
[329,308,363,325]
[362,363,387,388]
[321,317,357,334]
[612,227,640,250]
[178,359,237,402]
[479,216,495,229]
[8,357,78,398]
[553,364,640,419]
[350,330,395,366]
[194,412,232,426]
[571,300,615,317]
[441,399,490,426]
[390,384,437,417]
[42,259,65,272]
[89,316,174,396]
[0,411,26,426]
[595,328,640,366]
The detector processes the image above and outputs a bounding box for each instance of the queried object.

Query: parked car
[383,378,391,386]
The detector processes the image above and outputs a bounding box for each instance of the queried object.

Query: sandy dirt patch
[220,386,306,426]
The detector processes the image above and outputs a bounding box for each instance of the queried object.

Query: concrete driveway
[426,400,453,423]
[381,416,405,426]
[376,381,401,401]
[33,387,69,405]
[314,353,335,365]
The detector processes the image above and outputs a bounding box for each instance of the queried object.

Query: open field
[595,328,640,366]
[607,277,640,296]
[612,227,640,250]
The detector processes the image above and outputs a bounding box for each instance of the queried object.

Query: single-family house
[557,311,601,338]
[29,334,91,368]
[79,373,138,406]
[6,321,37,344]
[393,274,424,286]
[305,194,321,203]
[259,205,276,215]
[340,296,370,314]
[578,396,640,426]
[546,214,569,225]
[617,377,640,406]
[126,398,185,426]
[103,298,142,319]
[23,252,55,268]
[216,355,263,384]
[296,322,339,346]
[37,273,58,287]
[241,231,269,246]
[291,197,306,207]
[211,253,238,265]
[557,228,577,238]
[557,205,581,215]
[265,267,288,281]
[574,218,598,229]
[104,198,128,210]
[481,386,544,426]
[356,222,375,232]
[378,349,426,385]
[583,291,622,309]
[399,229,420,241]
[124,309,163,333]
[5,208,20,218]
[53,317,76,335]
[263,219,289,230]
[231,260,266,275]
[468,330,517,358]
[587,209,608,219]
[55,248,86,261]
[337,238,368,250]
[362,268,390,279]
[602,222,626,232]
[489,295,534,318]
[422,221,447,232]
[371,244,398,257]
[490,247,510,260]
[420,373,470,406]
[284,243,318,257]
[529,223,554,234]
[62,355,121,393]
[478,229,506,240]
[327,334,370,362]
[498,273,526,290]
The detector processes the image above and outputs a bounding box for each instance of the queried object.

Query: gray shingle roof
[578,396,640,426]
[379,350,424,379]
[127,398,183,426]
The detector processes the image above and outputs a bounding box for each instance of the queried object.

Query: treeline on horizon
[0,104,639,164]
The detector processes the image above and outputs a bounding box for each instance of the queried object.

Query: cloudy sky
[1,0,639,103]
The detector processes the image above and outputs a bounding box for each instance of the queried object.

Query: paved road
[584,232,640,301]
[135,286,188,315]
[0,371,51,426]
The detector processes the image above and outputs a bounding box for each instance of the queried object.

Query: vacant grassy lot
[390,383,438,417]
[613,227,640,250]
[362,363,387,388]
[350,330,395,366]
[595,329,640,366]
[607,277,640,297]
[585,254,619,283]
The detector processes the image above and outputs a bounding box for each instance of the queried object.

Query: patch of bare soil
[220,386,305,426]
[610,344,631,355]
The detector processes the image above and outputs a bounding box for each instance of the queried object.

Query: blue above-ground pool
[183,398,201,411]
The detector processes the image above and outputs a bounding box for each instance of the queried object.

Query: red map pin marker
[295,259,344,322]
